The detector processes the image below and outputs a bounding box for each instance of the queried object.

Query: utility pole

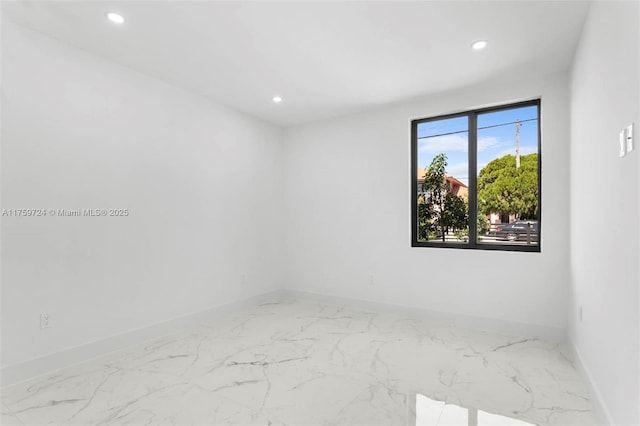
[515,119,521,169]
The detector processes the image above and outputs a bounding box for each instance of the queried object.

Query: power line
[478,117,537,131]
[417,118,537,140]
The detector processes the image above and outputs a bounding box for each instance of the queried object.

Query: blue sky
[417,105,538,186]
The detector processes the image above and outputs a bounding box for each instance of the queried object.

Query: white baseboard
[1,290,286,388]
[1,288,566,388]
[569,342,614,426]
[279,289,566,342]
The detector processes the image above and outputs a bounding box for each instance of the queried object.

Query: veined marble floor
[1,297,597,426]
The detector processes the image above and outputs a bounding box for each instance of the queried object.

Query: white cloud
[478,136,501,152]
[447,162,468,179]
[495,145,537,158]
[419,135,503,154]
[418,134,467,153]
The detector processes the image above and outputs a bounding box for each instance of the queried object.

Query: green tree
[420,153,468,241]
[442,192,468,231]
[417,201,433,241]
[478,153,538,219]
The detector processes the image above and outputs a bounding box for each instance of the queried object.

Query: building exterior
[416,168,469,202]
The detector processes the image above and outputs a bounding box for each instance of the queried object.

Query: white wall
[569,2,640,425]
[5,10,638,423]
[283,72,570,334]
[1,20,283,370]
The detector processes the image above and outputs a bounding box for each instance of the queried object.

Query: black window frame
[411,99,541,253]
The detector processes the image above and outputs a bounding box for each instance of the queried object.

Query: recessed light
[272,96,282,104]
[106,12,125,24]
[472,40,487,50]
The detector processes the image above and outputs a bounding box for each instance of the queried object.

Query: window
[415,394,534,425]
[411,100,541,252]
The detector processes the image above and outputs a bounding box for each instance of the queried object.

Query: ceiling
[2,1,590,127]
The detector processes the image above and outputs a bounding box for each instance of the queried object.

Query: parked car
[491,220,538,242]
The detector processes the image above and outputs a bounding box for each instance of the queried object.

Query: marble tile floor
[1,297,597,425]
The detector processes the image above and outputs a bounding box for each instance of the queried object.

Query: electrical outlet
[40,312,51,329]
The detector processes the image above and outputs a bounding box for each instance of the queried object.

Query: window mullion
[468,113,478,246]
